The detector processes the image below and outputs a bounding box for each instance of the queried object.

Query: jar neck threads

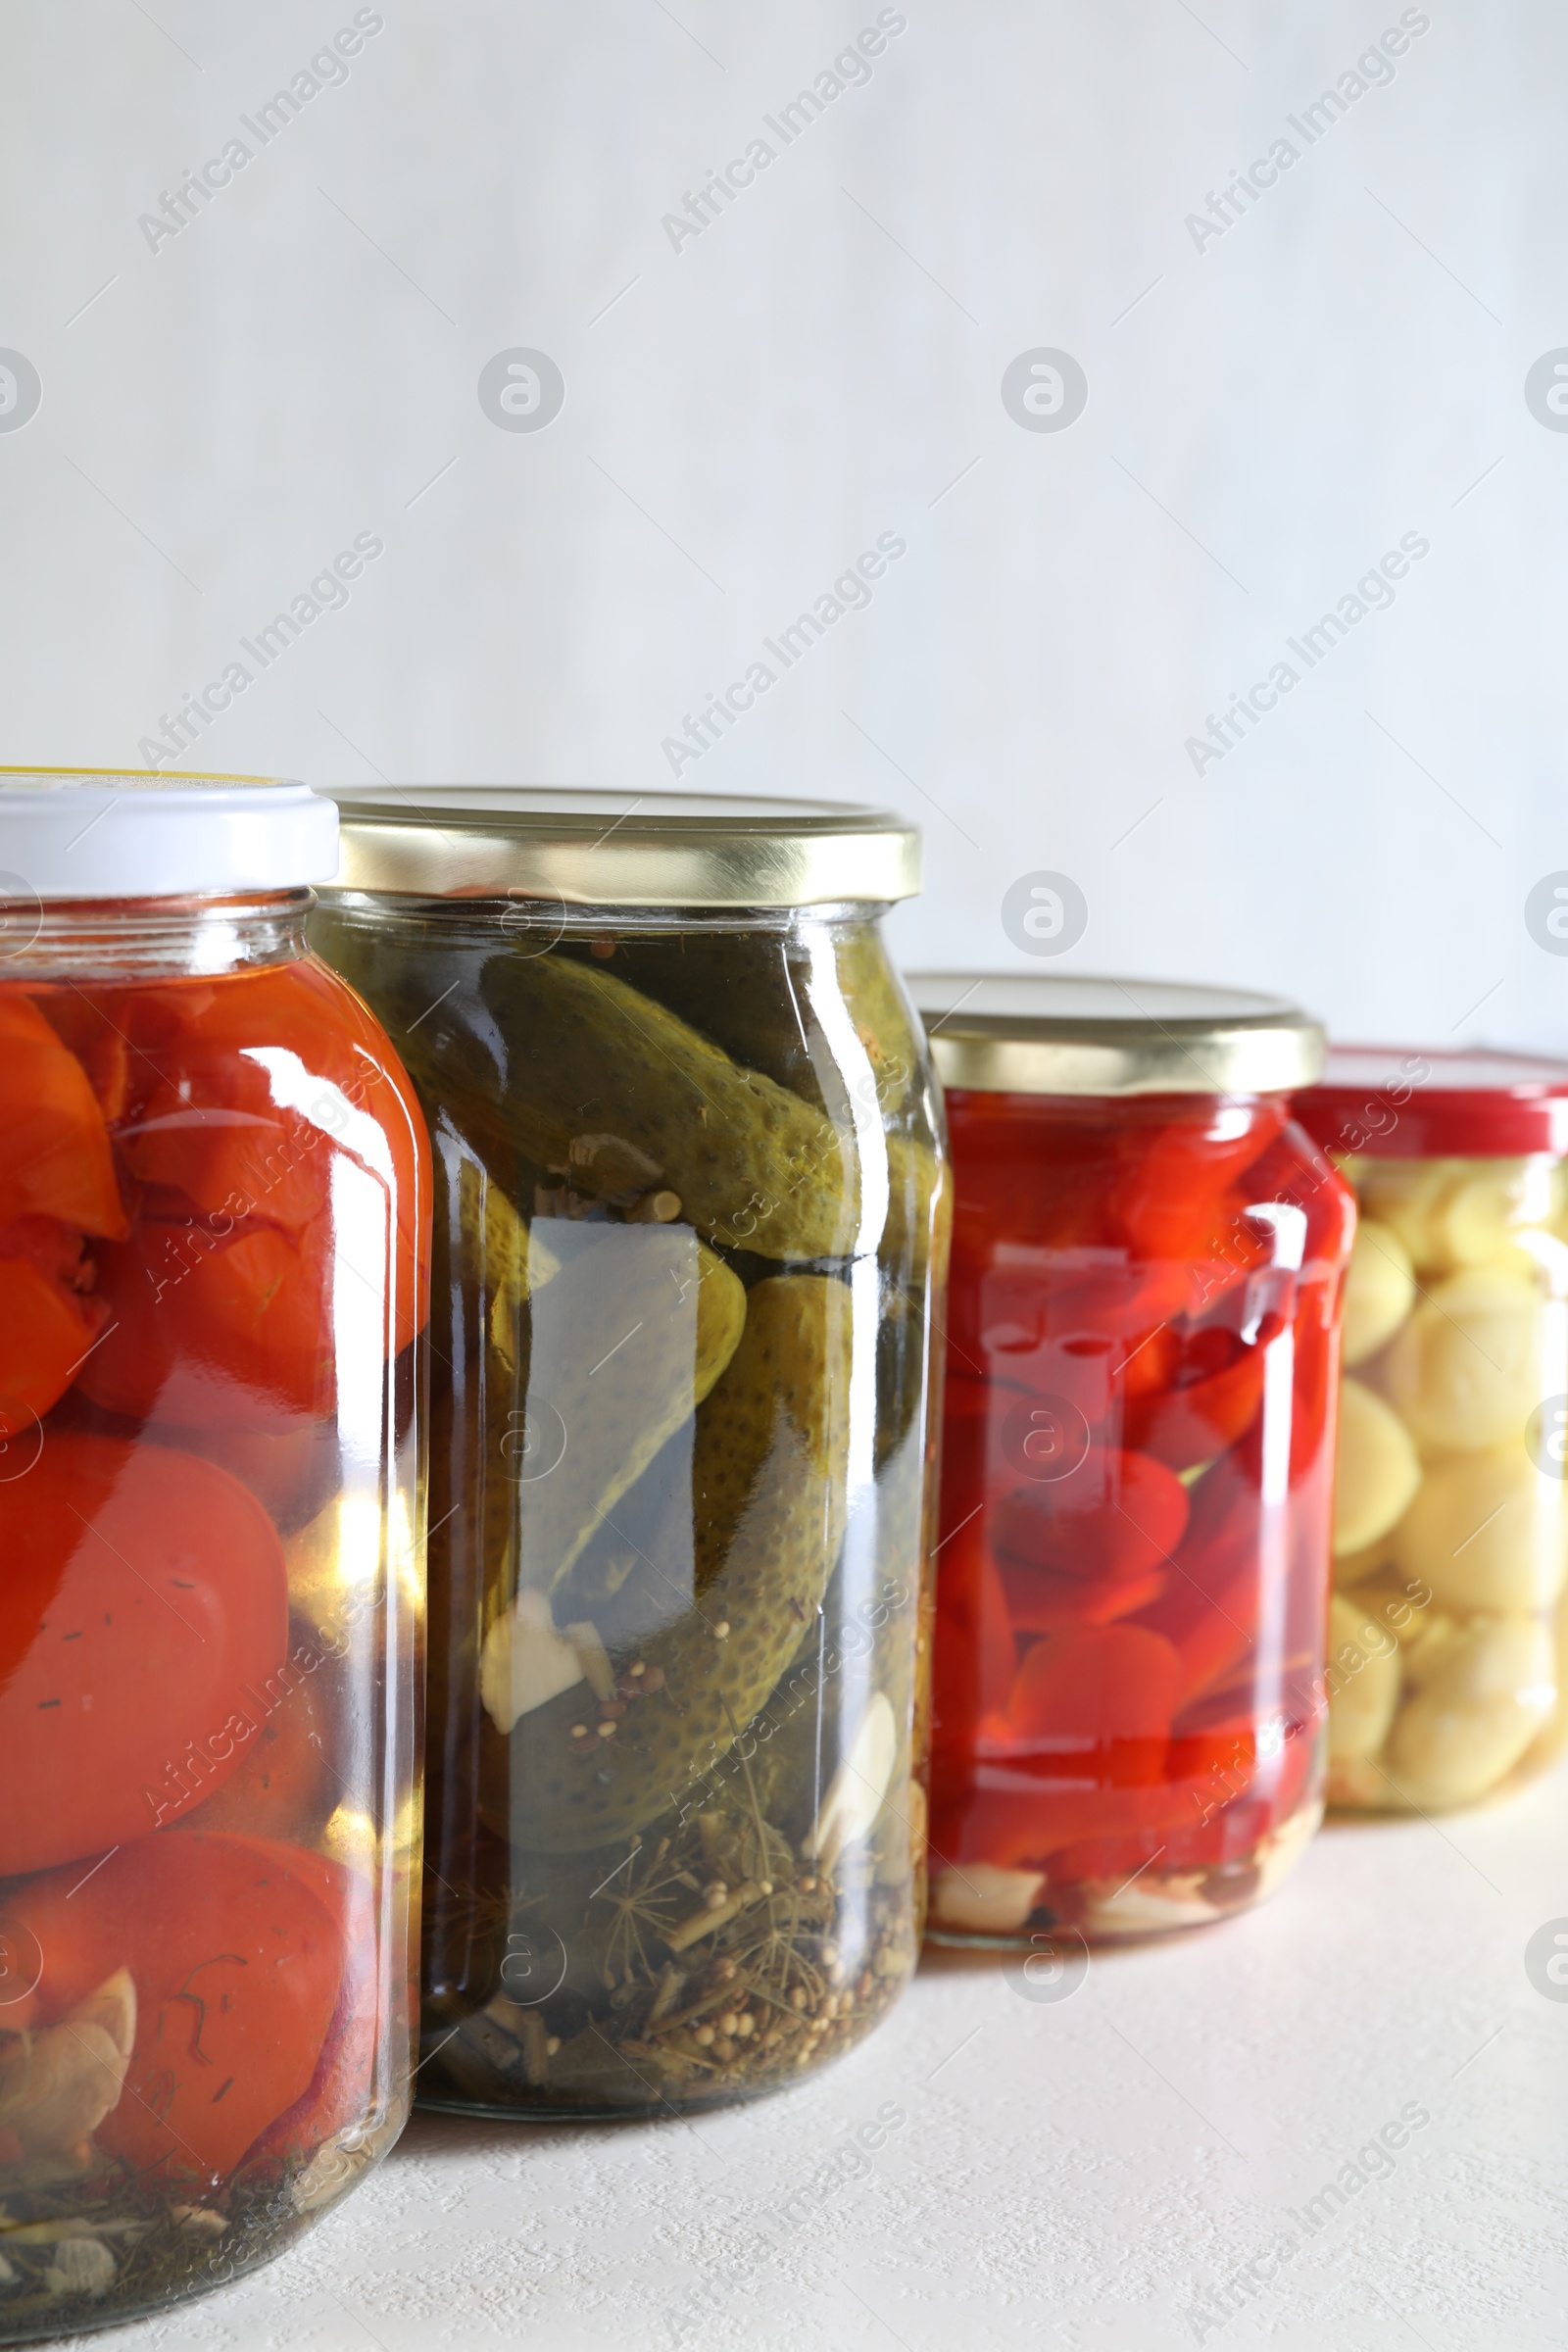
[0,889,313,979]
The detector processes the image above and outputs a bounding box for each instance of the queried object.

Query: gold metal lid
[907,973,1325,1097]
[326,788,920,908]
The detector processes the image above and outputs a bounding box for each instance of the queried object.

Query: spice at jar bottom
[316,789,947,2116]
[907,973,1349,1947]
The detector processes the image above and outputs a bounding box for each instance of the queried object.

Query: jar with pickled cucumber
[315,791,947,2116]
[906,976,1349,1944]
[0,775,428,2342]
[1296,1048,1568,1814]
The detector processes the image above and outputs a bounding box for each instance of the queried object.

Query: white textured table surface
[65,1763,1568,2352]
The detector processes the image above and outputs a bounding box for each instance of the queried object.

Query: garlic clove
[804,1691,898,1867]
[563,1619,616,1702]
[930,1861,1044,1936]
[0,1968,136,2178]
[479,1588,585,1734]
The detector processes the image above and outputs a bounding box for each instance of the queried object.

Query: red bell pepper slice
[1002,1558,1166,1632]
[1007,1621,1181,1756]
[1124,1447,1276,1705]
[931,1514,1015,1756]
[931,1777,1199,1871]
[991,1446,1190,1582]
[1107,1101,1287,1260]
[1124,1323,1266,1470]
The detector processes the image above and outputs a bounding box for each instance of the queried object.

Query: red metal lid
[1294,1045,1568,1159]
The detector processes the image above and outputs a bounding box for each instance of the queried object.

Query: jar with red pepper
[0,774,428,2339]
[907,976,1351,1944]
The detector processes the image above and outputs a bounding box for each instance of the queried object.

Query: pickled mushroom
[1340,1219,1415,1365]
[1333,1377,1421,1555]
[1332,1534,1395,1589]
[1398,1609,1469,1689]
[1384,1616,1556,1808]
[1390,1443,1568,1615]
[1383,1261,1548,1454]
[1325,1593,1402,1765]
[1359,1155,1554,1275]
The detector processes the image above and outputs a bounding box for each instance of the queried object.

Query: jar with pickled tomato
[1294,1048,1568,1816]
[906,975,1349,1945]
[0,774,428,2340]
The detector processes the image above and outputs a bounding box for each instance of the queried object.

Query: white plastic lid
[0,771,338,902]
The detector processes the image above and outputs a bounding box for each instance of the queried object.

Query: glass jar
[0,773,428,2340]
[906,975,1350,1945]
[313,790,947,2117]
[1294,1047,1568,1814]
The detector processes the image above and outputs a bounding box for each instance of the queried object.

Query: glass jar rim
[907,971,1324,1097]
[324,786,921,907]
[0,887,313,979]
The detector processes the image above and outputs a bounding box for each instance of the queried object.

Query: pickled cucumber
[554,1416,700,1646]
[481,952,931,1260]
[834,926,932,1112]
[602,924,927,1117]
[315,917,679,1206]
[747,1428,927,1847]
[884,1133,950,1284]
[456,1158,560,1367]
[318,916,941,1269]
[500,1221,746,1598]
[496,1274,854,1849]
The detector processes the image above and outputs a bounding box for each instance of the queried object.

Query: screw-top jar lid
[326,787,921,908]
[1295,1045,1568,1158]
[0,770,338,900]
[906,972,1325,1097]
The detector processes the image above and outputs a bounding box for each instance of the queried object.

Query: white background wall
[2,0,1565,1051]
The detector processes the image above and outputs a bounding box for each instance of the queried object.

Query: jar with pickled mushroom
[1295,1047,1568,1814]
[313,791,946,2116]
[906,976,1351,1945]
[0,774,428,2341]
